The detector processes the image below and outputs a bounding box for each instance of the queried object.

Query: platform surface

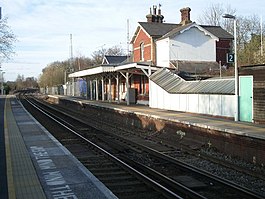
[1,95,117,199]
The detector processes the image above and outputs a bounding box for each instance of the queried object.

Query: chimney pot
[158,8,161,15]
[153,5,157,15]
[146,5,164,23]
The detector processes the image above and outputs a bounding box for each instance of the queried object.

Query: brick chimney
[180,7,192,25]
[146,7,153,23]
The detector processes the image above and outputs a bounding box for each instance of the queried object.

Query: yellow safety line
[4,95,16,199]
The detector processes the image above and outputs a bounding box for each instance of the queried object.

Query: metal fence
[40,79,88,97]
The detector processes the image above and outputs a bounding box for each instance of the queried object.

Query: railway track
[20,95,263,199]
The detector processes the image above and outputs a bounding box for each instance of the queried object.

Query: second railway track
[20,94,264,199]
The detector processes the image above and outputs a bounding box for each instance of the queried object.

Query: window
[140,42,144,61]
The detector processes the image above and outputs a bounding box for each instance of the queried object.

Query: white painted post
[126,72,130,105]
[95,78,99,101]
[86,77,89,99]
[116,74,120,103]
[108,77,112,102]
[101,77,104,101]
[90,80,93,100]
[72,78,75,96]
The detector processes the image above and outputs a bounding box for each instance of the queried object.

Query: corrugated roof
[170,60,220,74]
[150,68,235,95]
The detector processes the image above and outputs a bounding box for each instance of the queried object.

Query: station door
[239,76,253,122]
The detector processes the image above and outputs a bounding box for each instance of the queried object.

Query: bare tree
[198,3,223,26]
[38,45,126,87]
[73,52,94,71]
[15,74,25,90]
[91,45,125,65]
[198,3,265,65]
[15,75,38,90]
[237,15,262,48]
[39,62,65,87]
[0,17,17,62]
[91,48,107,66]
[198,3,236,28]
[106,45,124,56]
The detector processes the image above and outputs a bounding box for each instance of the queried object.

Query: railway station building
[65,5,237,118]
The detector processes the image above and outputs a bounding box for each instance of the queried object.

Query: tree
[3,83,11,94]
[238,34,265,65]
[72,56,94,71]
[198,3,236,30]
[15,74,25,90]
[198,3,265,66]
[38,45,125,87]
[14,74,38,90]
[0,17,17,62]
[38,62,65,88]
[91,45,125,65]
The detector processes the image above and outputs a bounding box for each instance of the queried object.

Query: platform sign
[227,53,235,63]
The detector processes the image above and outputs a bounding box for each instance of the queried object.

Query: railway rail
[20,94,264,199]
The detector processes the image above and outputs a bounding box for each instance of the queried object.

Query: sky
[0,0,264,81]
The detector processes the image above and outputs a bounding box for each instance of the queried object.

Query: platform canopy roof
[68,62,160,78]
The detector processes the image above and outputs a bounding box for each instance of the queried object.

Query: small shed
[239,64,265,124]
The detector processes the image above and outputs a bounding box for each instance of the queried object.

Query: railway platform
[0,95,117,199]
[45,95,265,165]
[50,95,265,141]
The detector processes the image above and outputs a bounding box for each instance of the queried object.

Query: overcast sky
[1,0,264,81]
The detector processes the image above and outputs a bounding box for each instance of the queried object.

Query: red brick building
[131,6,233,70]
[69,5,233,105]
[131,5,180,65]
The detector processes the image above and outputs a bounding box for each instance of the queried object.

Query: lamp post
[223,14,238,121]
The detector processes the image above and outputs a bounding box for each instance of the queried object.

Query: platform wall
[149,81,234,118]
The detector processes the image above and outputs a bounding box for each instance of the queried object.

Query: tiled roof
[133,22,232,43]
[139,22,180,37]
[158,22,233,40]
[150,67,235,95]
[201,25,234,39]
[103,55,129,65]
[160,22,195,39]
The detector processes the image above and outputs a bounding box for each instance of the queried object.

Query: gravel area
[176,148,265,197]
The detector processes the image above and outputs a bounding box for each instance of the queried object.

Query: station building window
[140,42,144,61]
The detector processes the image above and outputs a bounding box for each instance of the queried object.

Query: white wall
[156,26,217,68]
[156,38,170,67]
[149,81,234,118]
[170,27,216,62]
